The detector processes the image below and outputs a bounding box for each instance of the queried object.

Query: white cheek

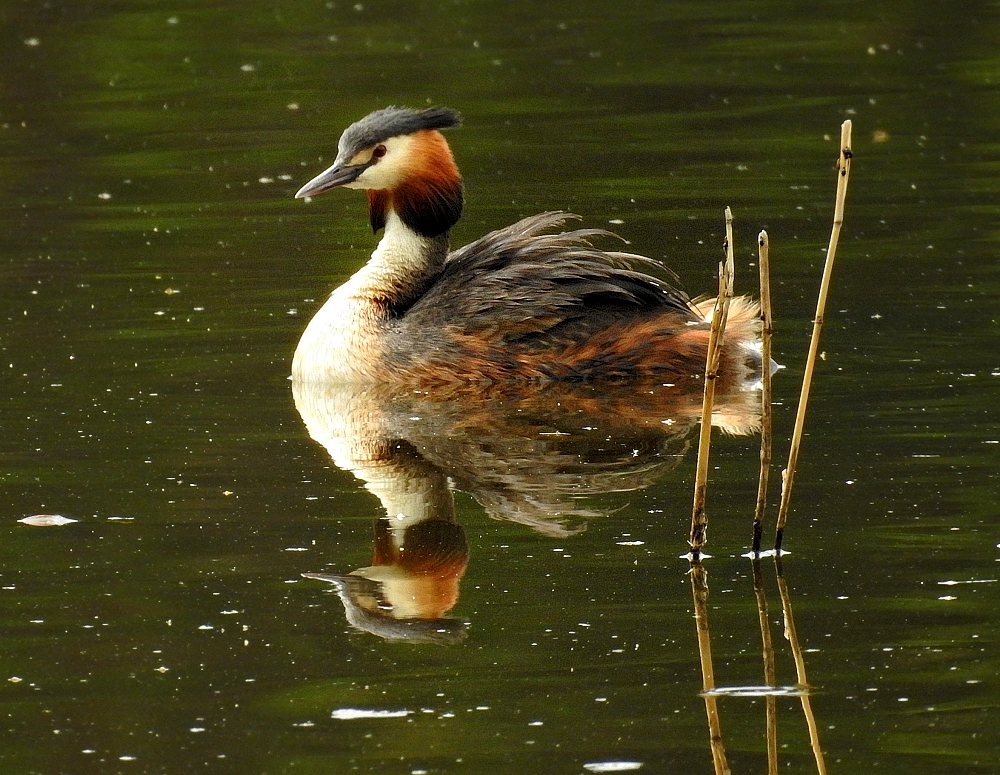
[347,134,415,190]
[348,164,392,190]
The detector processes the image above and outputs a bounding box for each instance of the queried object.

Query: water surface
[2,2,1000,773]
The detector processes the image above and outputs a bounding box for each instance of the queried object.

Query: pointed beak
[294,162,366,199]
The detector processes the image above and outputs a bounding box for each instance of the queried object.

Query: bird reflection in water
[296,376,762,643]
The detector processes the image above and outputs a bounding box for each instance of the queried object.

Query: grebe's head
[295,106,462,197]
[296,106,464,237]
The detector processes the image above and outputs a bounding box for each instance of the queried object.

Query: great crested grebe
[292,106,760,384]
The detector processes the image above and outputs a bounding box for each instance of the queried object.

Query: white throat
[291,210,444,382]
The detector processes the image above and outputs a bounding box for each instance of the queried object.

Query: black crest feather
[339,106,462,157]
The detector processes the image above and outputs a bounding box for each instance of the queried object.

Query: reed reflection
[294,377,761,642]
[691,558,828,775]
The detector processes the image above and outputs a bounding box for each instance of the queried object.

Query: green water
[3,1,1000,773]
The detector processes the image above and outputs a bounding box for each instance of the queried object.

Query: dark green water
[3,1,1000,773]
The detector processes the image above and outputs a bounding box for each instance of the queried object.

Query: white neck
[292,210,447,382]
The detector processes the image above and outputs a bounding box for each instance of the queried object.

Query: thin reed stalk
[689,208,736,555]
[774,121,853,551]
[752,230,773,554]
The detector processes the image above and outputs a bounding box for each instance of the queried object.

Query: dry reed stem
[774,121,853,551]
[689,207,736,553]
[752,231,773,554]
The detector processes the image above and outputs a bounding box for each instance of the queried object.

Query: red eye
[372,144,387,159]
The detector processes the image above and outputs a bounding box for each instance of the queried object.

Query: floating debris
[330,708,411,720]
[19,515,77,527]
[583,762,644,773]
[702,684,808,697]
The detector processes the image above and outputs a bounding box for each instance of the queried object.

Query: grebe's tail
[691,295,762,349]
